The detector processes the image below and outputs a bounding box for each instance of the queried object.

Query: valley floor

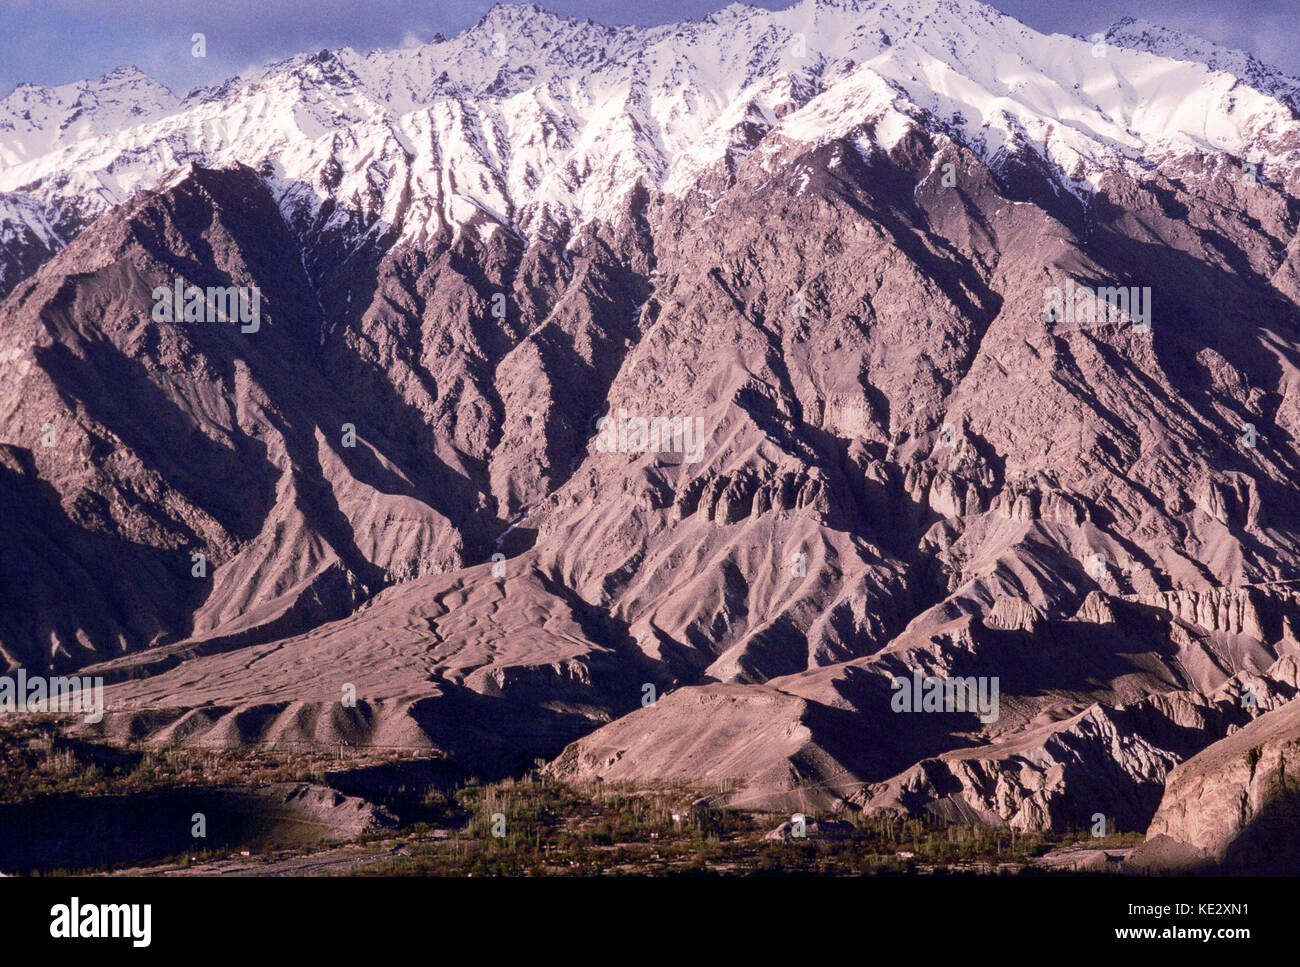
[1,718,1147,877]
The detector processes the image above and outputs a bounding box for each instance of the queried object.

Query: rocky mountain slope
[3,0,1300,849]
[1130,692,1300,873]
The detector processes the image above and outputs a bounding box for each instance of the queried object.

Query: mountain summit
[2,0,1298,294]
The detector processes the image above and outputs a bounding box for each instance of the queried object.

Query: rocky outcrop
[1130,696,1300,873]
[1131,586,1300,643]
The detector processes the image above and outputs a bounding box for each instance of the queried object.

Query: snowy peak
[1103,16,1300,114]
[1,0,1299,299]
[0,66,178,162]
[472,1,571,36]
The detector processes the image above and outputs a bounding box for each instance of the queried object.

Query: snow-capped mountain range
[8,2,1300,845]
[1,0,1298,296]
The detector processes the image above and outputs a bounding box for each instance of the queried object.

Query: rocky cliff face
[1131,693,1300,873]
[4,0,1300,837]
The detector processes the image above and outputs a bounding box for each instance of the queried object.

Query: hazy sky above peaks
[1,0,1298,99]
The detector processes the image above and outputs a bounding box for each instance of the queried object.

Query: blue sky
[1,0,1297,98]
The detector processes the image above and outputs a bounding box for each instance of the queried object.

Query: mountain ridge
[3,1,1300,851]
[2,0,1299,302]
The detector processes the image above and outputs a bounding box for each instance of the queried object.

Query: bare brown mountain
[3,1,1300,849]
